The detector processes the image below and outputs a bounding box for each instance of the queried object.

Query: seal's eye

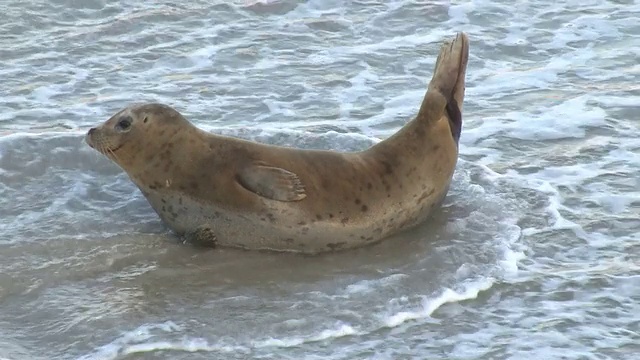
[115,116,132,132]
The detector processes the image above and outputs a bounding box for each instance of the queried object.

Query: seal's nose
[85,128,96,148]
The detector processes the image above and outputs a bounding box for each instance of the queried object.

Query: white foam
[344,273,408,295]
[79,322,357,359]
[590,194,638,214]
[76,321,181,360]
[262,98,297,117]
[383,277,496,328]
[335,63,380,119]
[122,339,246,356]
[447,2,473,24]
[499,246,527,278]
[464,95,608,144]
[254,323,357,348]
[379,217,525,329]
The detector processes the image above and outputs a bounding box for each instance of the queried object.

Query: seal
[85,32,469,253]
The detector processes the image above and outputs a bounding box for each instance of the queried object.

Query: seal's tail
[417,32,469,143]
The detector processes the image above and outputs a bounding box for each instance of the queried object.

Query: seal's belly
[140,179,449,253]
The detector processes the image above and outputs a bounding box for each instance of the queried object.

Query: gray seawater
[0,0,638,359]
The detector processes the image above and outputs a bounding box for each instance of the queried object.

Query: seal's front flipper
[417,32,469,143]
[183,226,218,248]
[237,163,307,201]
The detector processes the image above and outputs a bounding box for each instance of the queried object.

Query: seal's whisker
[96,142,106,156]
[98,142,113,161]
[106,146,120,163]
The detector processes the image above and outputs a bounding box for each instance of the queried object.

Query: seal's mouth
[95,144,124,158]
[107,144,123,153]
[85,129,124,157]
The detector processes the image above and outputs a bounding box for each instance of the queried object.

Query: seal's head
[85,103,192,171]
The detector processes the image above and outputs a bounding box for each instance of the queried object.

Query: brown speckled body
[85,32,469,253]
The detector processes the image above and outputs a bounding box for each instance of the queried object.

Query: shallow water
[0,0,639,359]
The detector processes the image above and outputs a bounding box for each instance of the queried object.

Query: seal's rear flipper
[417,32,469,143]
[237,162,307,201]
